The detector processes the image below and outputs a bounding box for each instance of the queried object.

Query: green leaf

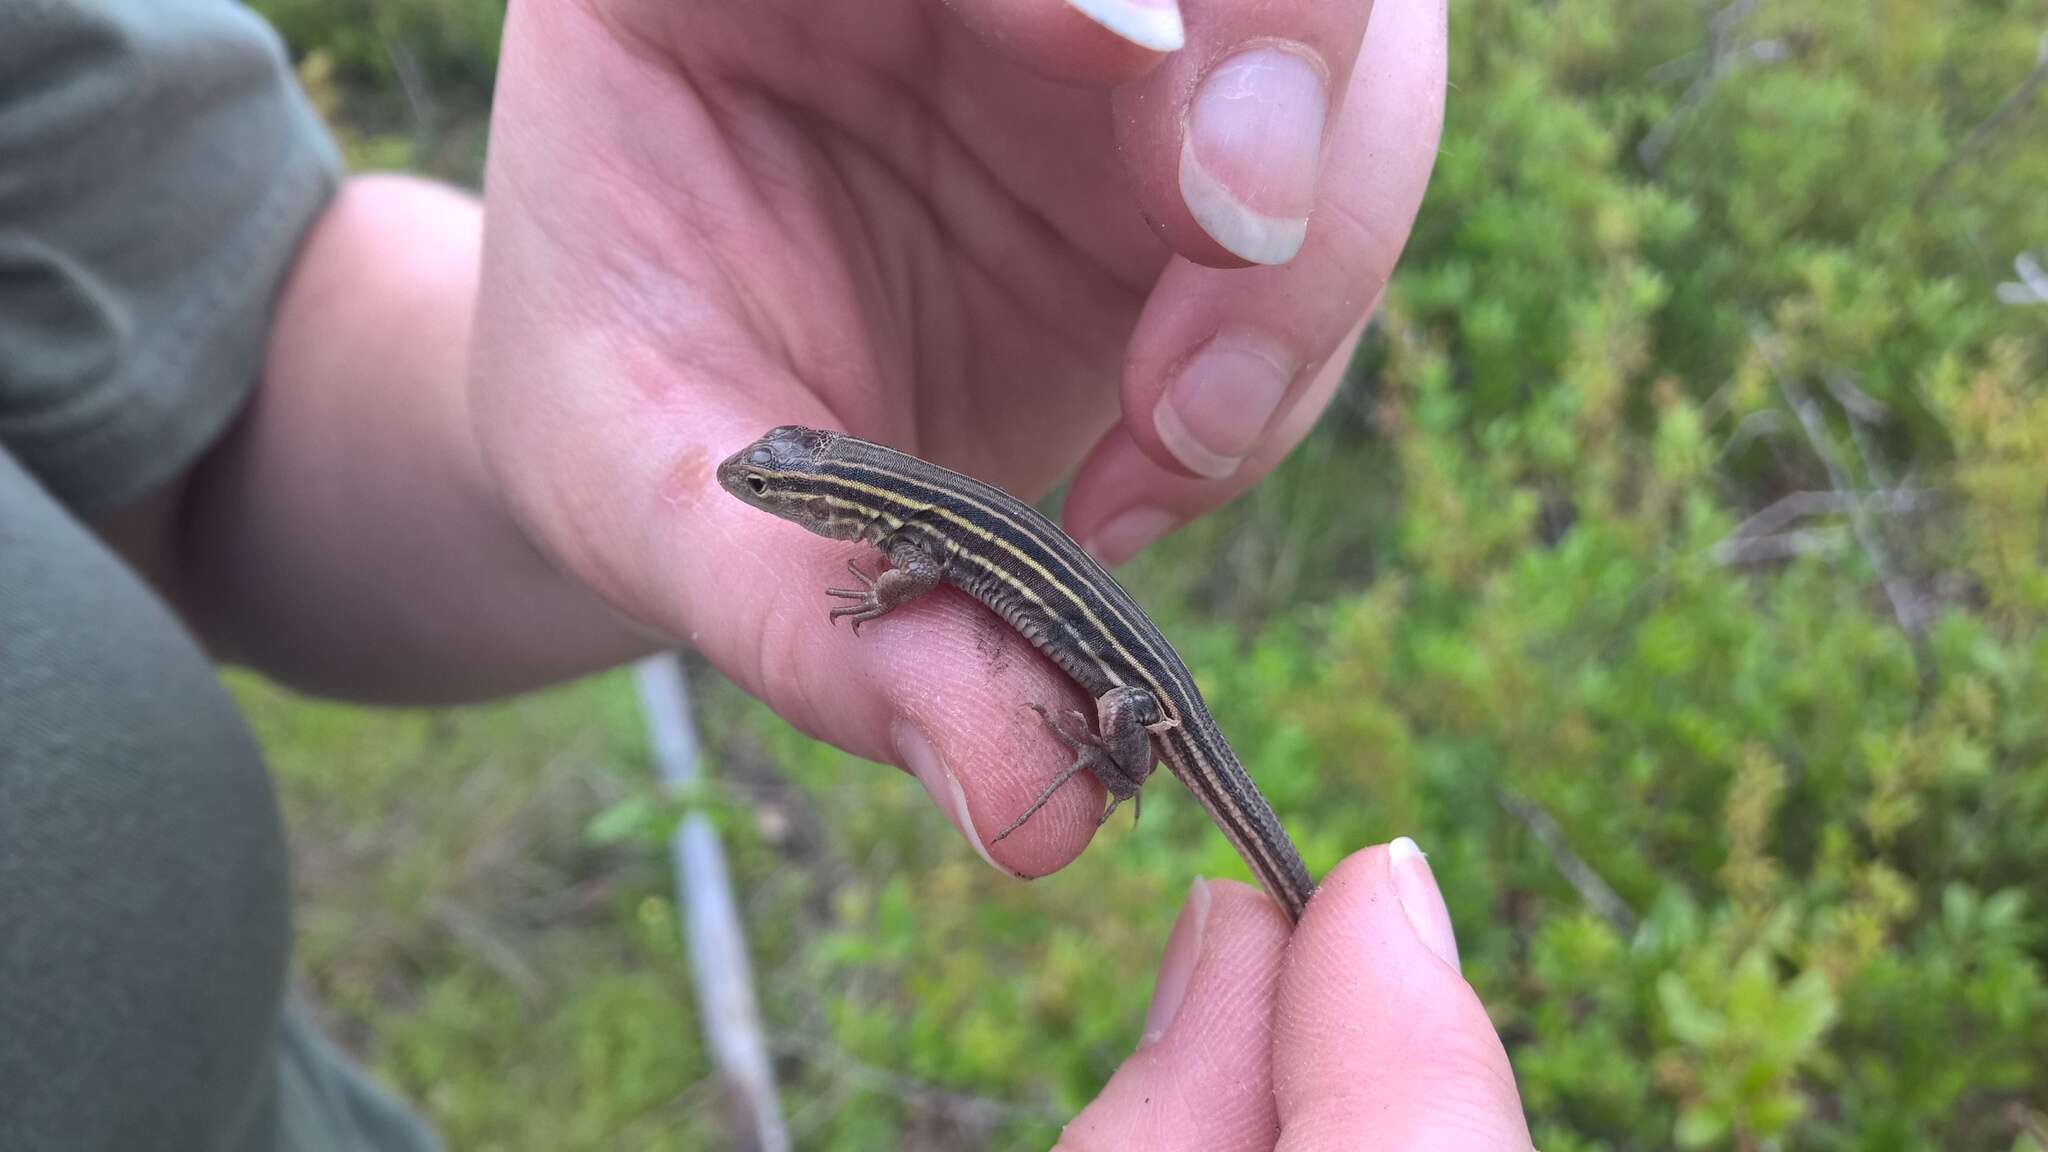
[1675,1105,1729,1149]
[585,796,656,846]
[1658,972,1724,1047]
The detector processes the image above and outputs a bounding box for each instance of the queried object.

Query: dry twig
[1916,31,2048,209]
[1499,790,1638,938]
[1717,489,1932,545]
[1750,331,1937,696]
[1639,0,1786,171]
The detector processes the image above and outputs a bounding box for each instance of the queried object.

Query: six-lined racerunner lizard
[718,424,1317,921]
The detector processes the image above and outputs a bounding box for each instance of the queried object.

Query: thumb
[1275,840,1534,1151]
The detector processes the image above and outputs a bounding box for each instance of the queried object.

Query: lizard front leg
[825,534,943,633]
[992,685,1167,842]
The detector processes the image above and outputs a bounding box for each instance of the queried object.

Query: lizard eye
[746,474,768,495]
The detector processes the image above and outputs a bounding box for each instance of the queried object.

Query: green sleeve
[0,0,341,515]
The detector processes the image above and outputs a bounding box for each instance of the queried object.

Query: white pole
[635,653,789,1152]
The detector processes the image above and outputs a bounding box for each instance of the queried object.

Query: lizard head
[717,425,865,540]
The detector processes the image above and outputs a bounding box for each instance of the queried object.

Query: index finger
[1064,0,1446,562]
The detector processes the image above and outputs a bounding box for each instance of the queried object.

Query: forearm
[172,174,656,703]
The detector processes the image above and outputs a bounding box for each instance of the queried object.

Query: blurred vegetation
[244,0,2047,1148]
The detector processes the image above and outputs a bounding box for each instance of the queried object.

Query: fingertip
[1288,842,1465,984]
[1275,842,1534,1150]
[1388,834,1461,974]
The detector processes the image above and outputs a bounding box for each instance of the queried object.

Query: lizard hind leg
[991,704,1106,843]
[993,691,1161,842]
[990,756,1096,844]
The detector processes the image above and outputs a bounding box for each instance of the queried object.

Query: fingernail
[1389,836,1461,973]
[895,718,1010,876]
[1141,877,1211,1048]
[1082,507,1176,568]
[1155,328,1298,478]
[1180,45,1329,265]
[1065,0,1184,52]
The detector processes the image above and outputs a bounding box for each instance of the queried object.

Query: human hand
[1061,840,1534,1149]
[470,0,1445,876]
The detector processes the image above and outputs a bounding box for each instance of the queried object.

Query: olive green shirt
[1,3,436,1149]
